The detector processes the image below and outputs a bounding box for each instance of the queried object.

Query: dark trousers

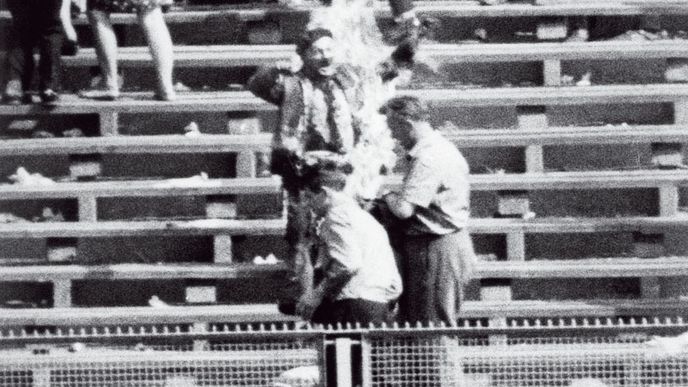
[312,298,394,326]
[389,0,414,17]
[5,0,64,93]
[398,230,475,326]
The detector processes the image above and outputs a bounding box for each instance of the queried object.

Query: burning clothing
[248,63,364,158]
[248,37,408,312]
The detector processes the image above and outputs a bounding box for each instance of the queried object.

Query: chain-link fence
[3,319,688,386]
[0,325,323,387]
[363,320,688,387]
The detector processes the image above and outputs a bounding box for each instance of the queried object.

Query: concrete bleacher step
[3,0,687,26]
[0,262,288,282]
[1,256,687,281]
[470,215,688,234]
[1,124,685,150]
[0,169,681,236]
[478,257,688,279]
[0,299,686,329]
[58,41,688,68]
[0,169,681,215]
[0,92,271,115]
[0,177,281,222]
[0,177,281,200]
[461,298,688,319]
[0,218,285,239]
[0,134,272,156]
[0,304,300,326]
[444,124,688,147]
[3,85,688,137]
[0,262,289,308]
[2,257,688,309]
[402,84,688,107]
[0,215,684,264]
[0,127,683,179]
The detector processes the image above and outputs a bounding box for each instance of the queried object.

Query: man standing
[295,153,402,325]
[2,0,69,104]
[378,95,476,326]
[247,27,412,314]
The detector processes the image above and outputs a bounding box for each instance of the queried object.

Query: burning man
[247,26,413,315]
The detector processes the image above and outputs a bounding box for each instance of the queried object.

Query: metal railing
[1,318,688,386]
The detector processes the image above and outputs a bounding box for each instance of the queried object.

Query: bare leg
[86,9,119,98]
[138,7,175,100]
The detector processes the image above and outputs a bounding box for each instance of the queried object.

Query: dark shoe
[39,89,59,104]
[153,91,176,101]
[3,79,24,105]
[21,94,34,104]
[61,39,79,56]
[3,94,22,105]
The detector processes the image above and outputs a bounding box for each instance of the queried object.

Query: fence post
[335,337,353,387]
[360,335,372,387]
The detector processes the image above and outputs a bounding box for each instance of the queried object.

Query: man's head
[300,152,353,217]
[296,28,337,79]
[378,96,429,150]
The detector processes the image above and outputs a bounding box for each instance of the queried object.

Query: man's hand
[383,191,416,219]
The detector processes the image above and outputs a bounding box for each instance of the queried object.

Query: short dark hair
[296,28,333,56]
[378,95,429,122]
[300,160,353,193]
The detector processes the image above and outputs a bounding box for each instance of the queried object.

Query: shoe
[39,89,59,104]
[153,91,176,101]
[61,39,79,56]
[78,88,119,101]
[2,94,22,105]
[3,79,24,105]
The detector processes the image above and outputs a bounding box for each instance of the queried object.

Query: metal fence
[0,325,324,387]
[2,319,688,386]
[365,333,688,386]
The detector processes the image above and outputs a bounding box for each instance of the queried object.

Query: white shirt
[316,190,402,303]
[402,130,471,234]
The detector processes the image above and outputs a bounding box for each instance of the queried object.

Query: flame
[308,0,399,200]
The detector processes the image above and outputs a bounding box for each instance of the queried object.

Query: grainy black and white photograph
[0,0,687,385]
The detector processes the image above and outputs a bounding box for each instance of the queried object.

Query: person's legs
[426,231,474,325]
[36,0,64,102]
[399,235,430,324]
[388,0,414,19]
[4,0,35,103]
[278,189,316,315]
[137,6,175,100]
[84,9,120,99]
[337,299,392,326]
